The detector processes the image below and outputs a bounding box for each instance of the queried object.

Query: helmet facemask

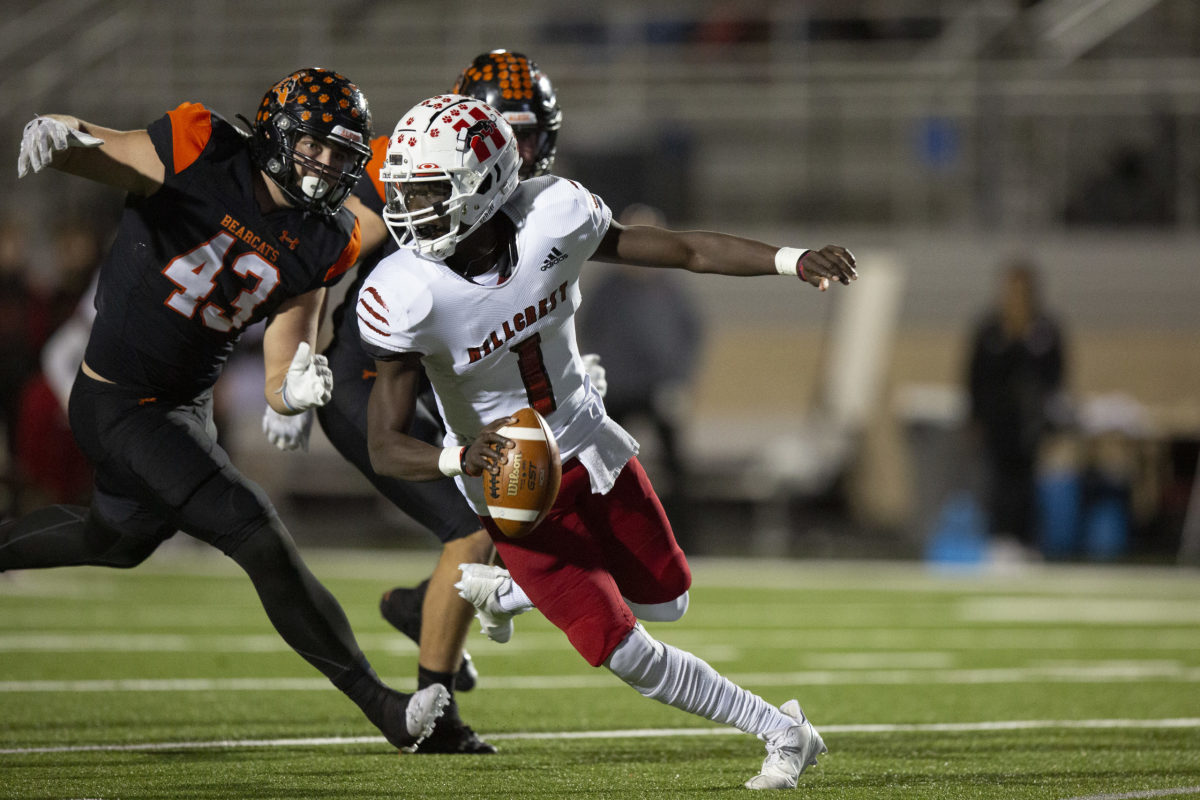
[261,115,371,215]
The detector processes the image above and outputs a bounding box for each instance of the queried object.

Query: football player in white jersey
[260,53,592,753]
[358,94,856,790]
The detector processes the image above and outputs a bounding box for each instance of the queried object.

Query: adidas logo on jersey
[539,247,568,271]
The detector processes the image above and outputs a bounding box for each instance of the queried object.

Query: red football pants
[482,456,691,666]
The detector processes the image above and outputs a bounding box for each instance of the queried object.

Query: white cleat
[400,684,451,753]
[455,563,517,643]
[744,699,827,790]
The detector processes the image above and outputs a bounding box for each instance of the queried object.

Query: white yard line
[2,717,1198,756]
[4,662,1199,693]
[6,553,1199,597]
[5,628,1200,654]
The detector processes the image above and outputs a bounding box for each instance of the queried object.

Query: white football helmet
[381,94,520,259]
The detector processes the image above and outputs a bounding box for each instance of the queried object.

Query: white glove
[262,406,314,451]
[582,353,607,399]
[18,116,104,178]
[278,341,332,411]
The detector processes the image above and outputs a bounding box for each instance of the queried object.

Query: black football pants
[0,372,377,690]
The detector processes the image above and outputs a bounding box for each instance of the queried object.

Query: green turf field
[2,547,1198,799]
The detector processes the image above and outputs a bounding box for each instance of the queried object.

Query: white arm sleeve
[41,314,91,413]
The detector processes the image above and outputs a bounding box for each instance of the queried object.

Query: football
[484,407,562,538]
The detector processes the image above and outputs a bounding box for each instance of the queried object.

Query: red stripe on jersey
[358,295,388,325]
[357,313,390,337]
[166,103,213,173]
[365,286,389,310]
[324,220,361,282]
[366,135,389,205]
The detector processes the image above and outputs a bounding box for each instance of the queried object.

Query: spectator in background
[578,203,704,504]
[12,221,103,514]
[966,259,1067,554]
[0,215,39,512]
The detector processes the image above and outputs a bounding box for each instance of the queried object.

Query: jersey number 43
[162,231,279,332]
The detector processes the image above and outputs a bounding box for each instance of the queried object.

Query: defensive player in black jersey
[1,68,449,751]
[260,51,570,754]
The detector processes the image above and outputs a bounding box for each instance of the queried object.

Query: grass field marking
[4,662,1200,693]
[7,627,1200,654]
[3,718,1199,756]
[11,553,1199,598]
[959,596,1200,624]
[1059,787,1200,800]
[0,631,418,654]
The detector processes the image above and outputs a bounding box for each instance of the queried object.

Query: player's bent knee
[626,591,689,623]
[84,509,163,569]
[226,517,301,574]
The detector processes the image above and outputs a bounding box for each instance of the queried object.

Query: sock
[496,574,532,614]
[418,664,459,723]
[605,624,791,736]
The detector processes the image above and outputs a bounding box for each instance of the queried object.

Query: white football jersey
[358,176,638,513]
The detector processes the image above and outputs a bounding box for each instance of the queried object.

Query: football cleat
[379,581,478,692]
[414,714,498,755]
[454,563,517,643]
[385,684,450,753]
[744,699,827,790]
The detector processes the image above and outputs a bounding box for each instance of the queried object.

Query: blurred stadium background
[2,0,1198,565]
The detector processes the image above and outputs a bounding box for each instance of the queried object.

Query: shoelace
[762,730,803,771]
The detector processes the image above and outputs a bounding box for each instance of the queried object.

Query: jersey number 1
[510,333,556,416]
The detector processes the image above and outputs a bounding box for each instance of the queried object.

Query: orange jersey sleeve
[325,219,362,283]
[164,102,213,173]
[366,135,390,205]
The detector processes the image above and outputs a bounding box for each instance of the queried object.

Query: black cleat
[377,685,450,753]
[414,714,498,755]
[380,580,427,641]
[380,580,478,692]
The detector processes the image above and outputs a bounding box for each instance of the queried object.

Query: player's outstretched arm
[591,220,857,291]
[18,114,164,196]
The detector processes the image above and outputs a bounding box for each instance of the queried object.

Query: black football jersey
[83,103,361,399]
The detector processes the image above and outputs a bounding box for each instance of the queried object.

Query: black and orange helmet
[452,51,561,179]
[250,67,373,215]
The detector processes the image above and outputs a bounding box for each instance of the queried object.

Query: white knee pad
[604,623,668,697]
[625,591,689,622]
